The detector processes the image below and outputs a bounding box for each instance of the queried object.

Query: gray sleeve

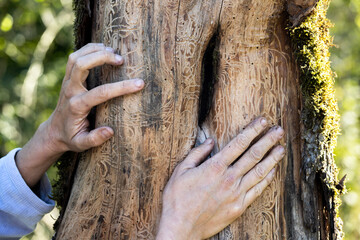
[0,148,55,239]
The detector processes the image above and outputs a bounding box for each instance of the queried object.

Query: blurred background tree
[0,0,358,239]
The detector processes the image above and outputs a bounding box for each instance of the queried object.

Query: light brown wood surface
[56,0,329,239]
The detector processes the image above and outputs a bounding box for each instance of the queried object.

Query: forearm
[15,119,63,188]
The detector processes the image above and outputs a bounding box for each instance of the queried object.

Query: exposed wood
[201,1,303,238]
[55,0,340,239]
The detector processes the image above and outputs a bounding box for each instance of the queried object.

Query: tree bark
[55,0,342,239]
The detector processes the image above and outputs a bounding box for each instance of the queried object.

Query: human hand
[46,43,144,153]
[157,118,285,240]
[16,43,144,187]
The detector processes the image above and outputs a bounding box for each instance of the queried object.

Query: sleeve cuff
[3,148,55,214]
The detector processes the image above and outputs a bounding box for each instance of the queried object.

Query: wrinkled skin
[15,43,284,239]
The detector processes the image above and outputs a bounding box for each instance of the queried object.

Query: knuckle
[223,174,236,188]
[249,146,262,161]
[254,185,262,197]
[63,82,73,99]
[74,59,86,71]
[252,122,262,135]
[78,96,90,111]
[191,148,203,156]
[270,131,279,143]
[85,42,101,49]
[68,53,76,64]
[68,97,80,113]
[210,160,225,174]
[270,154,279,165]
[89,44,98,52]
[119,80,126,89]
[101,50,111,59]
[98,85,110,100]
[88,134,99,147]
[64,89,73,99]
[264,175,272,185]
[235,134,249,150]
[254,165,266,179]
[232,205,244,217]
[90,42,104,50]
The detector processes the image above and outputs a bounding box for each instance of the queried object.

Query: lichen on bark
[289,0,344,238]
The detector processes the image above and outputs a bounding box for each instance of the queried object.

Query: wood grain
[56,0,327,239]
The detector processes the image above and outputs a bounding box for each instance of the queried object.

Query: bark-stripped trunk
[55,0,342,239]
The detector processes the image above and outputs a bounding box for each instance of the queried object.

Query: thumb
[73,127,114,151]
[180,138,214,170]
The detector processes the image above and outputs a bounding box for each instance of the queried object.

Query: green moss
[289,0,344,238]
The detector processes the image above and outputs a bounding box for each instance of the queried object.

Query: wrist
[156,212,200,240]
[15,119,65,187]
[40,115,68,155]
[156,228,178,240]
[156,225,187,240]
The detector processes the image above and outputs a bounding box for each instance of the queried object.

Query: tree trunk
[54,0,343,239]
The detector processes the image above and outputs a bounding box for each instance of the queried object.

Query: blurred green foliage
[0,0,359,239]
[0,0,73,156]
[0,0,73,238]
[329,0,360,239]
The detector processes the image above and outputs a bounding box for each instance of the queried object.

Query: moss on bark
[289,0,344,238]
[53,0,345,237]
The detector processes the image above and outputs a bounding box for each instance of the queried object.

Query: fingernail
[115,55,123,63]
[205,138,213,145]
[102,129,113,138]
[106,47,114,52]
[135,79,144,88]
[260,118,267,127]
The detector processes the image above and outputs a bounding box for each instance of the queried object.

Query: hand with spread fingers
[157,117,285,240]
[15,43,145,188]
[6,42,284,240]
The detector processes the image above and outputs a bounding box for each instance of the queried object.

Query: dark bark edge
[288,0,344,239]
[52,0,94,234]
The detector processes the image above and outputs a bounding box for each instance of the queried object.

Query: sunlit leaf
[1,14,13,32]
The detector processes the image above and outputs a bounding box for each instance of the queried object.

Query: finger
[232,126,284,176]
[74,79,145,112]
[65,43,112,80]
[73,127,114,151]
[212,117,268,166]
[180,138,215,170]
[242,168,276,208]
[70,50,124,84]
[239,145,284,190]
